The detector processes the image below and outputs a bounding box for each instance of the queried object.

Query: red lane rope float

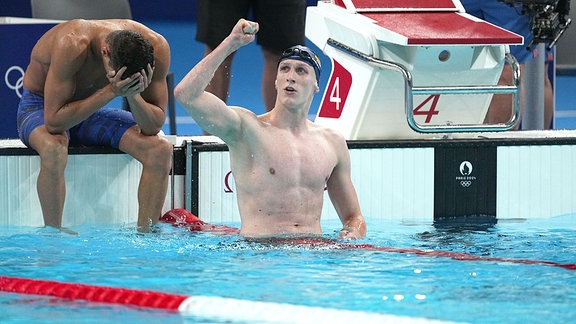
[286,239,576,270]
[0,275,437,323]
[0,275,188,310]
[352,244,576,270]
[160,209,576,271]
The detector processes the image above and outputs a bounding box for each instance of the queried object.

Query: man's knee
[141,136,173,172]
[36,134,69,170]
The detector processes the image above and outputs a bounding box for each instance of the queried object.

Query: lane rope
[0,275,450,323]
[1,209,572,322]
[294,239,576,270]
[161,209,576,271]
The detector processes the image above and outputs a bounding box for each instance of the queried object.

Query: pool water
[1,216,575,323]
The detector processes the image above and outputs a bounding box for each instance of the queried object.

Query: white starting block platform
[307,0,525,139]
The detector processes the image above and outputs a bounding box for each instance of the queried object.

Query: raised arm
[325,131,366,240]
[174,19,259,142]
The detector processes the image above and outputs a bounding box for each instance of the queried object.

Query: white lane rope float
[0,275,452,323]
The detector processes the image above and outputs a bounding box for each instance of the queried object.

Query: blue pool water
[1,216,575,323]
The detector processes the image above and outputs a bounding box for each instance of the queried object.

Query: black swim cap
[278,45,321,81]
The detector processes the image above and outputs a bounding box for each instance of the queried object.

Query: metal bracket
[327,38,521,133]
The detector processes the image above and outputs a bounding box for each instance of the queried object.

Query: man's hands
[107,63,154,98]
[242,21,258,34]
[339,228,363,240]
[338,218,367,240]
[229,19,259,49]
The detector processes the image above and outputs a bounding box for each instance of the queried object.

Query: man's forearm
[125,94,165,135]
[45,85,117,133]
[175,38,240,106]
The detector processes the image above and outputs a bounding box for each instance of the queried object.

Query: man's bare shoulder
[50,19,100,38]
[31,20,94,60]
[50,19,166,45]
[122,20,170,49]
[310,121,347,143]
[236,106,263,121]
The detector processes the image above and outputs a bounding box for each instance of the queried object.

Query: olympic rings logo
[460,181,472,187]
[4,66,25,98]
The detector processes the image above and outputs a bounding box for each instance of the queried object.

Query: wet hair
[106,30,154,79]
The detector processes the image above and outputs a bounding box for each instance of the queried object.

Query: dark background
[1,1,319,21]
[2,0,574,136]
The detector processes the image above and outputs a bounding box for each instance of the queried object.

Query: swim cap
[160,208,203,227]
[278,45,322,81]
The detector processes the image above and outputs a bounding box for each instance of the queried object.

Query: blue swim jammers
[17,89,137,148]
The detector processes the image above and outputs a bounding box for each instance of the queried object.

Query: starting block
[307,0,524,139]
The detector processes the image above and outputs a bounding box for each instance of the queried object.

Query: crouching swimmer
[17,19,173,233]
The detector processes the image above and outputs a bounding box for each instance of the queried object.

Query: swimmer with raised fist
[175,19,366,239]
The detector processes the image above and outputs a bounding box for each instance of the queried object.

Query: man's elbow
[173,84,188,105]
[174,84,204,110]
[45,122,66,134]
[141,127,163,136]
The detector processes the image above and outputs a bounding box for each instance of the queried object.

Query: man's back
[23,19,167,99]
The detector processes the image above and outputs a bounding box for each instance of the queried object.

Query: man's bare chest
[253,141,335,186]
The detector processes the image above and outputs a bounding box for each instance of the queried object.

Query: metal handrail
[326,38,521,133]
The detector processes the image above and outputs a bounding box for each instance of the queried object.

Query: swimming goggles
[278,45,322,80]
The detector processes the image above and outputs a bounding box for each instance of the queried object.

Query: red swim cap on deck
[160,208,203,227]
